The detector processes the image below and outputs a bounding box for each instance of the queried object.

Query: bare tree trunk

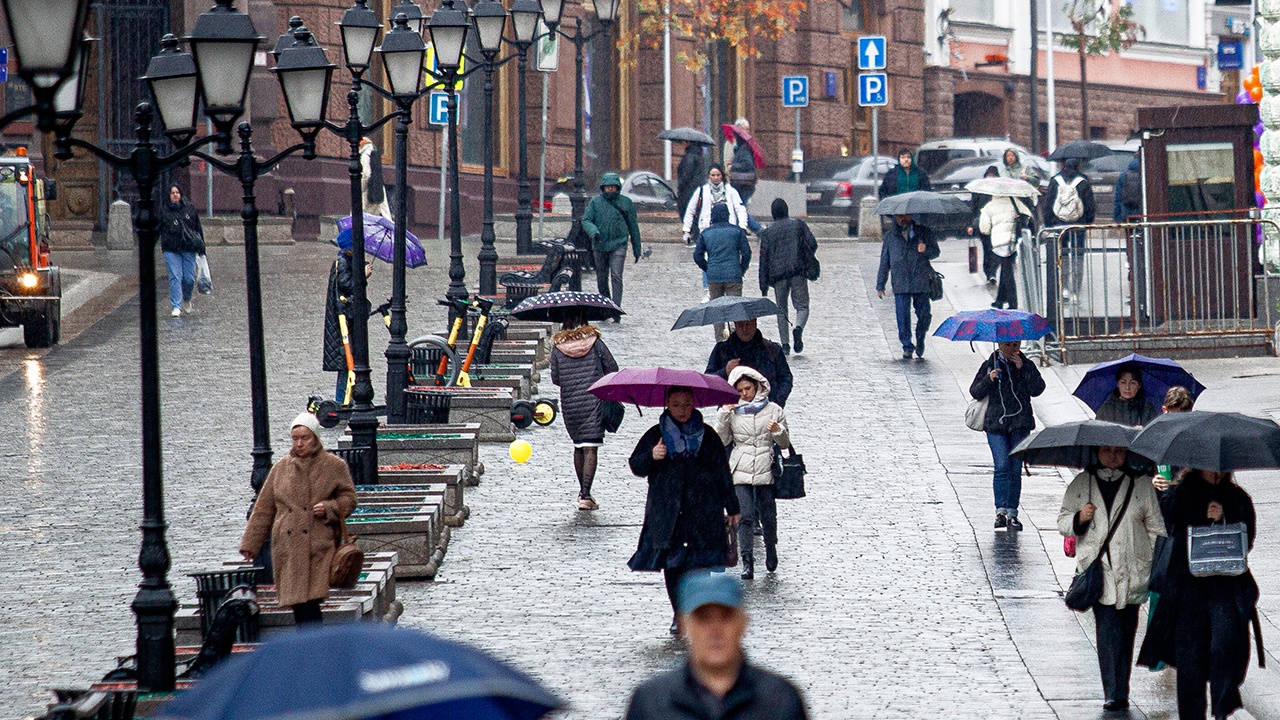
[1078,43,1089,140]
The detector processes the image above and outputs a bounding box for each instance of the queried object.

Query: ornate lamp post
[540,0,620,248]
[0,0,93,129]
[472,0,509,295]
[426,0,472,323]
[47,0,261,691]
[509,0,543,256]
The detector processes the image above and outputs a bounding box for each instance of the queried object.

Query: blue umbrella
[154,623,563,720]
[932,309,1054,343]
[1073,353,1206,412]
[337,213,427,269]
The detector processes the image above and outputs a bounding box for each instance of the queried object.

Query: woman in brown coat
[240,412,357,624]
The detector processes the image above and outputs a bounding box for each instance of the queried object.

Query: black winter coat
[550,333,617,444]
[628,421,739,572]
[1041,172,1097,227]
[677,146,705,215]
[969,351,1045,435]
[757,217,816,292]
[323,255,356,373]
[158,200,205,254]
[877,166,931,198]
[875,221,940,295]
[1095,390,1160,427]
[706,332,793,408]
[1138,473,1262,699]
[625,661,809,720]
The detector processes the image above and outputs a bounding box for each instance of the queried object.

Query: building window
[1089,125,1107,139]
[1166,142,1235,213]
[1126,0,1188,45]
[951,0,995,23]
[1038,0,1074,32]
[842,0,864,31]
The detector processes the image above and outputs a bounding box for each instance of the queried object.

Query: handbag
[1064,536,1077,558]
[926,263,945,301]
[595,343,624,433]
[329,515,365,589]
[724,517,739,568]
[1064,480,1133,612]
[964,396,989,431]
[1188,521,1249,577]
[771,444,807,500]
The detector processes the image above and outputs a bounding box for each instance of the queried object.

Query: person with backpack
[1041,158,1096,301]
[758,198,818,355]
[583,172,643,313]
[1114,156,1142,222]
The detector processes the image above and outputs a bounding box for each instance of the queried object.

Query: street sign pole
[794,107,802,182]
[782,75,809,182]
[856,36,888,179]
[871,108,879,179]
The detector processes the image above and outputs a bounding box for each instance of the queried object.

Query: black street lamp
[47,0,261,692]
[509,0,542,256]
[0,0,93,130]
[541,0,619,249]
[472,0,509,296]
[427,0,472,324]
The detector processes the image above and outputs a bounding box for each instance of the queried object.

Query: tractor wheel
[22,302,56,348]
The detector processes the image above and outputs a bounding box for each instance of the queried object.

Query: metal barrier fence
[1024,218,1279,362]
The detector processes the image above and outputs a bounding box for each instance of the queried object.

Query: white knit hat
[291,411,322,438]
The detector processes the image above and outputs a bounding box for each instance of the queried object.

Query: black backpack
[1120,169,1142,213]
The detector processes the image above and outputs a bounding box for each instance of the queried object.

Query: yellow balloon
[509,439,533,463]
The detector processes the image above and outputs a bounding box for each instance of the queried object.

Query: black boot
[741,553,754,580]
[792,326,804,353]
[765,544,778,572]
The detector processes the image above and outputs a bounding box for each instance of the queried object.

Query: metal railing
[1024,218,1279,362]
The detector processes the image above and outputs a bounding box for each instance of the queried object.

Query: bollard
[857,196,882,241]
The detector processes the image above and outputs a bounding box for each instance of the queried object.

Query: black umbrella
[671,295,780,330]
[509,291,624,323]
[657,127,716,146]
[1011,420,1144,468]
[875,190,972,216]
[1047,140,1111,161]
[1129,411,1280,472]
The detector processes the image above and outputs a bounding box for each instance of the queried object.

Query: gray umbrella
[671,295,780,330]
[657,127,716,146]
[875,190,972,217]
[1047,140,1111,161]
[1129,411,1280,472]
[1011,420,1144,468]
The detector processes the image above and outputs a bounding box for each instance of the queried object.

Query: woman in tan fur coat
[240,412,357,624]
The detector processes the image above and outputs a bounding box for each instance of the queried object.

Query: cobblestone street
[3,236,1279,718]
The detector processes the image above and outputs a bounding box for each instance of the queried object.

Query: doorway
[953,92,1006,137]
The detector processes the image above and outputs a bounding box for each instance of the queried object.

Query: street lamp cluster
[0,0,623,697]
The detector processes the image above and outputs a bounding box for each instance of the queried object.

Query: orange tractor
[0,151,59,348]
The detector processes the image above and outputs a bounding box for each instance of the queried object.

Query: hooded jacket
[159,199,205,254]
[998,147,1031,182]
[877,154,931,198]
[694,204,752,284]
[706,330,794,408]
[550,325,618,443]
[583,173,642,256]
[979,196,1031,258]
[758,201,818,291]
[1041,160,1097,227]
[714,366,789,486]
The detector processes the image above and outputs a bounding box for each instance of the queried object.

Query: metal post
[871,108,879,165]
[236,122,274,497]
[538,69,549,242]
[793,106,801,182]
[515,46,534,254]
[445,76,467,324]
[439,123,448,244]
[1029,0,1039,154]
[662,0,672,180]
[386,105,412,424]
[568,18,587,245]
[344,80,379,483]
[478,56,499,295]
[1045,0,1056,150]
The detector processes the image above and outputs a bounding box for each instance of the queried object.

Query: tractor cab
[0,150,61,348]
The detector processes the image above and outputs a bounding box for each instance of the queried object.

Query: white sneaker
[171,307,181,317]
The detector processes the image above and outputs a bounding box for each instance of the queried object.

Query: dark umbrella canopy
[657,127,715,145]
[1047,140,1111,161]
[154,623,563,720]
[1072,353,1206,412]
[933,309,1054,342]
[1012,420,1144,468]
[875,190,972,217]
[671,295,780,330]
[509,291,623,323]
[1129,411,1280,472]
[587,367,739,407]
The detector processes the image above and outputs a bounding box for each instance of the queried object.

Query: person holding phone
[969,340,1045,531]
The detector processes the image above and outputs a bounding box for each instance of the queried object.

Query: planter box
[367,465,467,523]
[401,389,516,442]
[342,425,481,481]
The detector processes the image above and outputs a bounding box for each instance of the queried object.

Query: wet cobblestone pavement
[3,236,1279,718]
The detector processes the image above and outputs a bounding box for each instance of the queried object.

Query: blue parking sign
[858,73,887,107]
[782,76,808,108]
[428,91,449,126]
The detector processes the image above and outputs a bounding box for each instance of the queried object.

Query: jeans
[1093,603,1139,705]
[593,247,627,308]
[772,276,810,344]
[707,281,743,340]
[745,214,762,234]
[893,292,931,354]
[986,429,1029,516]
[735,485,777,555]
[994,253,1018,309]
[163,250,197,310]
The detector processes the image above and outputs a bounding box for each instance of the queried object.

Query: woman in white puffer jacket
[714,365,789,579]
[979,194,1033,309]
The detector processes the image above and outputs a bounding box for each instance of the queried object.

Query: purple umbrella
[1073,353,1206,412]
[933,309,1054,342]
[336,213,426,269]
[587,367,739,408]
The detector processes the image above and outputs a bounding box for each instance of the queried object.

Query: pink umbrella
[587,367,739,408]
[720,123,766,169]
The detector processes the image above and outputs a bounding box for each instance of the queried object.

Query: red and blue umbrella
[337,213,426,269]
[933,309,1054,343]
[587,367,738,408]
[1072,353,1206,412]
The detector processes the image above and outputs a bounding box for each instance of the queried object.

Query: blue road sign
[429,91,449,125]
[858,73,888,107]
[0,49,8,84]
[1218,41,1244,70]
[782,76,808,108]
[857,36,886,71]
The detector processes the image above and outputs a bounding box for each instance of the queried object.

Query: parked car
[804,154,895,215]
[915,137,1053,185]
[925,156,1014,239]
[546,170,677,212]
[1084,140,1139,189]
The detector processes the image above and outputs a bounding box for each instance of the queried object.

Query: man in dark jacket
[758,199,817,355]
[876,214,941,359]
[877,148,931,199]
[625,571,809,720]
[694,203,752,341]
[583,172,643,314]
[706,318,793,407]
[1041,157,1096,301]
[676,142,705,219]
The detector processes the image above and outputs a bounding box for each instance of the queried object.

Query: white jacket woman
[978,196,1030,258]
[714,366,789,486]
[683,172,749,237]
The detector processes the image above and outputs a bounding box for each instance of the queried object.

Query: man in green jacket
[582,172,642,316]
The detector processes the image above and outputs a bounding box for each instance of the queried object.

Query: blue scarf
[734,396,769,415]
[659,409,705,458]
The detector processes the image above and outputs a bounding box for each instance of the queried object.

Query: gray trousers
[593,248,627,308]
[772,276,810,343]
[708,281,742,340]
[735,484,777,555]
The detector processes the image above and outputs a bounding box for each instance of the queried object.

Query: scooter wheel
[532,399,558,426]
[315,401,341,428]
[510,400,536,429]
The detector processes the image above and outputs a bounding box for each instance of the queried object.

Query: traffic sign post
[857,37,889,182]
[428,92,449,126]
[857,37,886,70]
[782,76,809,181]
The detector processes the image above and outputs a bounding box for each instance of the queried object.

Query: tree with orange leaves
[627,0,807,70]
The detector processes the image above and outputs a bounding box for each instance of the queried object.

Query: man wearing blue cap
[624,571,808,719]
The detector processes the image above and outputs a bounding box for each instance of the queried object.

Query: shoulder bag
[1188,520,1249,577]
[329,514,365,589]
[926,263,945,301]
[1064,479,1133,612]
[596,343,624,433]
[771,444,807,499]
[964,396,990,431]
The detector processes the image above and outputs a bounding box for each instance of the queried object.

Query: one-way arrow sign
[858,36,886,71]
